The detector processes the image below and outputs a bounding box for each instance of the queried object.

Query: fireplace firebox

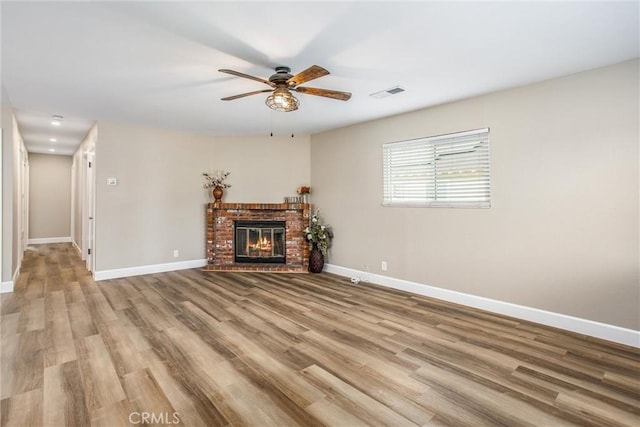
[234,221,286,264]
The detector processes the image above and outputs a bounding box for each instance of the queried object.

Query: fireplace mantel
[205,202,310,272]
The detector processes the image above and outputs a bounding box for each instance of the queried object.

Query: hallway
[1,244,94,425]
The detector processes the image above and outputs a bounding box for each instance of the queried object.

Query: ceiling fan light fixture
[220,65,350,110]
[265,87,299,112]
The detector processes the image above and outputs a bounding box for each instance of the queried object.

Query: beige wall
[29,153,72,239]
[95,121,310,271]
[205,135,312,203]
[311,59,639,330]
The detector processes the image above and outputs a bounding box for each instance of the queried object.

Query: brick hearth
[205,203,310,272]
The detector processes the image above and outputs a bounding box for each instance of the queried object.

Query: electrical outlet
[173,250,179,258]
[381,261,387,271]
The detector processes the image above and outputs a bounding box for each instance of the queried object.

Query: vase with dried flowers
[203,171,231,202]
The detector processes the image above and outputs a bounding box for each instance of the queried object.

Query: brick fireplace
[205,203,310,272]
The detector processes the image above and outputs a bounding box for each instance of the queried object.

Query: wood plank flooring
[1,243,639,426]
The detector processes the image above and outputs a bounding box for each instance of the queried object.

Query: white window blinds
[382,128,490,208]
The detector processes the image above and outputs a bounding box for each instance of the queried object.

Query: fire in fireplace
[234,221,286,263]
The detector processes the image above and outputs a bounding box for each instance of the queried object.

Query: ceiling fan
[219,65,351,112]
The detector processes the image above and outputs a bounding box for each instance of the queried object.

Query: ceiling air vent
[369,85,406,99]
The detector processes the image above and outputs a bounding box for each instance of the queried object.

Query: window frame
[382,128,491,209]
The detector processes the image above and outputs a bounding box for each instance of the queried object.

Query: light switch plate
[107,177,117,186]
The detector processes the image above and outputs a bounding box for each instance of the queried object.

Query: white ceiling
[2,1,638,156]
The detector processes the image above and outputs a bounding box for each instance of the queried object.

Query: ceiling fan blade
[221,89,273,101]
[286,65,329,87]
[294,86,352,101]
[218,69,275,87]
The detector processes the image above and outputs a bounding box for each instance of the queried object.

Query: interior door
[17,145,28,255]
[22,148,29,253]
[84,149,95,273]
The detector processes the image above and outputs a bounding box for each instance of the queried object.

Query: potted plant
[203,171,231,202]
[303,210,333,273]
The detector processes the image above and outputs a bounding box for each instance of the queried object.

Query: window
[382,128,490,208]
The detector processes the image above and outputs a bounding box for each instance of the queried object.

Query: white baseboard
[0,280,14,293]
[0,267,19,293]
[95,259,208,281]
[72,241,82,255]
[28,237,72,245]
[324,264,640,348]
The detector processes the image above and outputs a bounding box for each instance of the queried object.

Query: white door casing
[82,147,95,273]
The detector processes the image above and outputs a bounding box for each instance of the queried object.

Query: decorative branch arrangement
[202,171,232,189]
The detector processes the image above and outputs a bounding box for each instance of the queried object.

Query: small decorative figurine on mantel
[297,185,311,204]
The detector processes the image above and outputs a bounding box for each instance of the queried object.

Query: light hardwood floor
[1,243,638,426]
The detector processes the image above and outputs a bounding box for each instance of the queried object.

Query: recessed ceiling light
[50,138,57,142]
[48,148,56,152]
[51,115,63,126]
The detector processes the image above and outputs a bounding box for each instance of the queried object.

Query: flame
[248,236,272,252]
